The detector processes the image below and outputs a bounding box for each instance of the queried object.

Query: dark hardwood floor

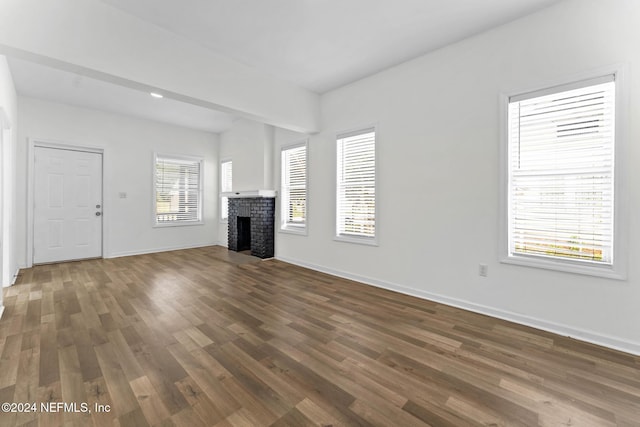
[0,246,638,426]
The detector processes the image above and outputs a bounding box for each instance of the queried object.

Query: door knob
[95,212,102,216]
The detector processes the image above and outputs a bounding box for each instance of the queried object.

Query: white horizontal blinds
[156,156,202,223]
[337,129,376,238]
[221,160,232,220]
[508,76,615,264]
[282,145,307,226]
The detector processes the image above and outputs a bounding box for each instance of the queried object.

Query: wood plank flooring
[0,245,639,426]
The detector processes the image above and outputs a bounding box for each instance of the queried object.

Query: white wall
[273,0,640,354]
[0,56,18,302]
[217,118,275,245]
[17,97,219,263]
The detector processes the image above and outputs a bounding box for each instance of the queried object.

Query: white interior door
[33,146,103,264]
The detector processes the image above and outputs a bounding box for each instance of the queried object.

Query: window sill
[501,254,624,280]
[334,234,378,247]
[153,221,204,228]
[279,226,307,236]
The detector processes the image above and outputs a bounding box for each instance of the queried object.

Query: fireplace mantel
[222,190,276,198]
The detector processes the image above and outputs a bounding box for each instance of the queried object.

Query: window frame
[220,159,232,222]
[334,126,378,246]
[280,141,308,235]
[153,152,204,227]
[499,68,627,279]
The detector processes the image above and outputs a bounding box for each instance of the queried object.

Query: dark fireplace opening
[237,216,251,251]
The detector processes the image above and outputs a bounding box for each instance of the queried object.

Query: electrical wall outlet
[479,263,488,277]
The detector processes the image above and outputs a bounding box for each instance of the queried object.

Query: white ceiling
[8,57,235,133]
[8,0,563,133]
[99,0,563,93]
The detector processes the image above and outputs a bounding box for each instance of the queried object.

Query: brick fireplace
[227,195,275,259]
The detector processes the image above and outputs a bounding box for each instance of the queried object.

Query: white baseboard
[106,242,217,259]
[276,255,640,356]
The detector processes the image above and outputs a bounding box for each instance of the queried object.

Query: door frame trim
[0,107,10,289]
[27,139,106,267]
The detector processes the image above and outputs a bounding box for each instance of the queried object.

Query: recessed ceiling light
[150,92,163,98]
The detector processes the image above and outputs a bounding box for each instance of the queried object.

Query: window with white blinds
[507,76,615,267]
[281,143,307,232]
[155,154,203,225]
[220,160,232,221]
[336,128,376,241]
